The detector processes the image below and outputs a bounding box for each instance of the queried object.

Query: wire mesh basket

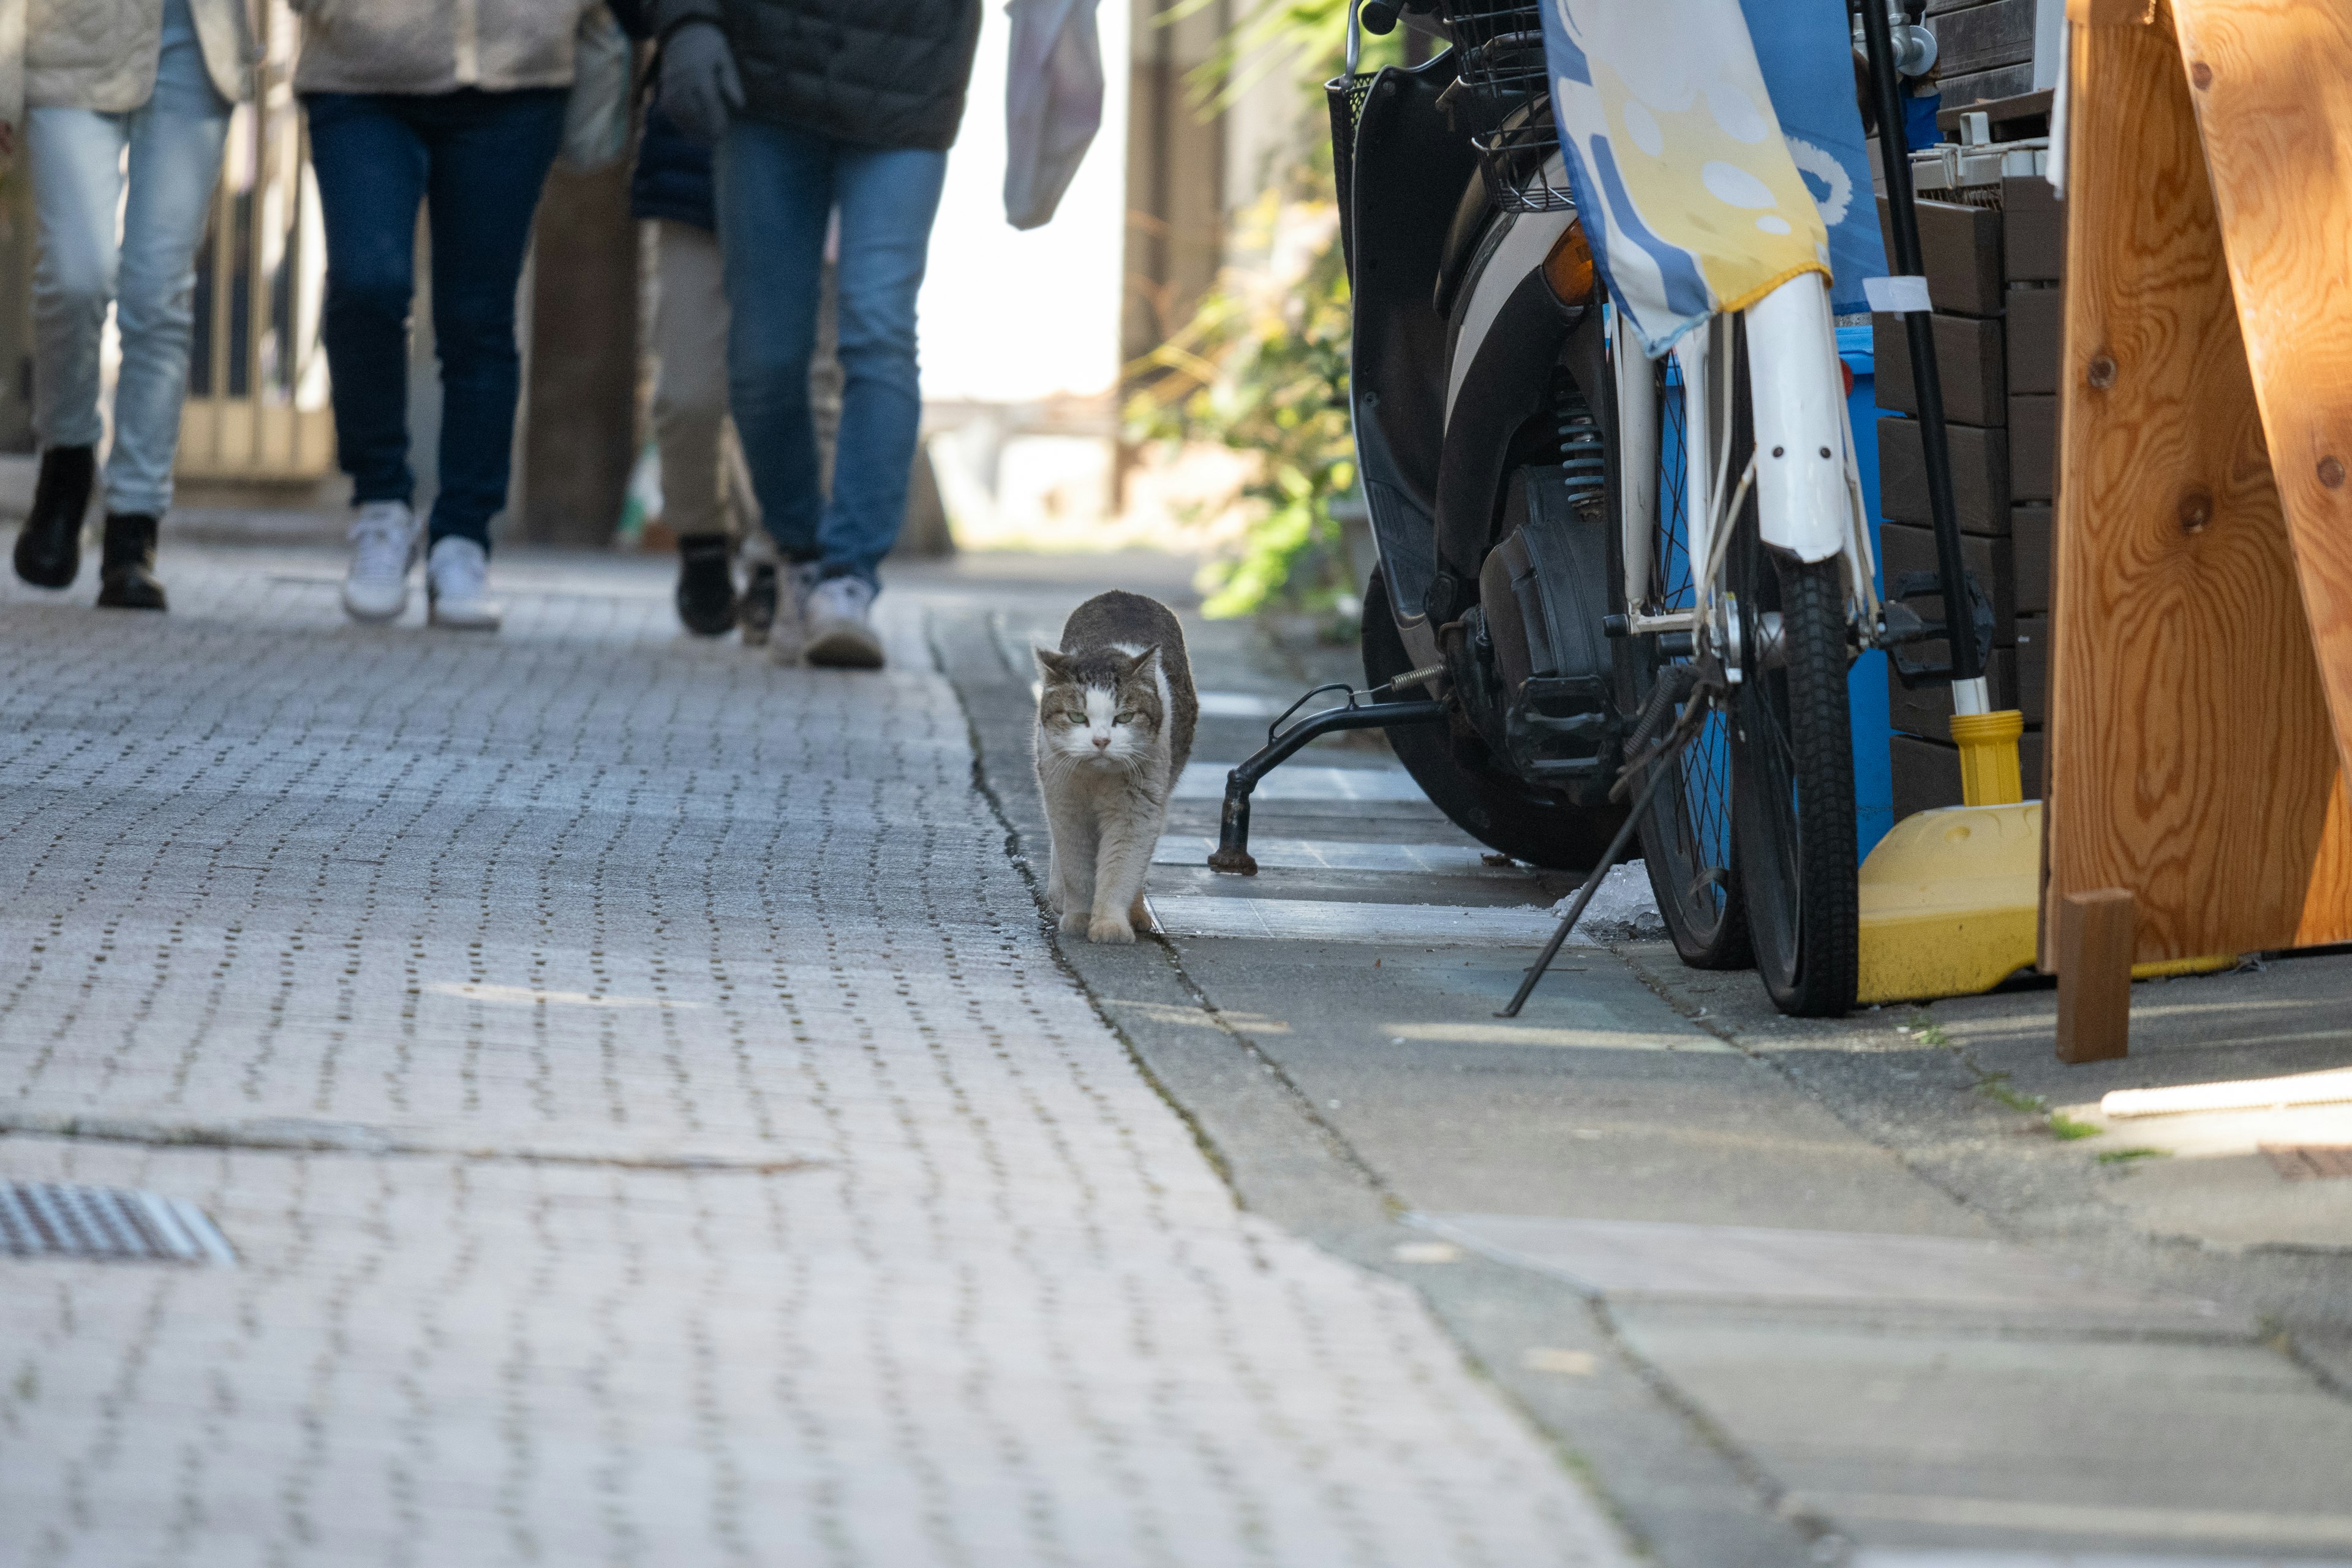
[1441,0,1572,212]
[1327,70,1378,272]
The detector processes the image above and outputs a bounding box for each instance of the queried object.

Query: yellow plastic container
[1856,799,2043,1005]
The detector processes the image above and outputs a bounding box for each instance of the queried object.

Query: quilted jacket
[18,0,255,112]
[651,0,981,151]
[288,0,599,96]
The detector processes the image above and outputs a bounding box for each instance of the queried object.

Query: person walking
[617,1,772,643]
[293,0,595,631]
[650,0,979,669]
[8,0,254,612]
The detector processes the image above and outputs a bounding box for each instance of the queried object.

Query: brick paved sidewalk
[0,549,1629,1568]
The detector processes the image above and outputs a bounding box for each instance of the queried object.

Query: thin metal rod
[1498,744,1679,1018]
[1858,0,1981,687]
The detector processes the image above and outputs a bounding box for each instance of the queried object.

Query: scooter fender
[1744,274,1850,565]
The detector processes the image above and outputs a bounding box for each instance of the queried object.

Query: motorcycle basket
[1444,0,1572,213]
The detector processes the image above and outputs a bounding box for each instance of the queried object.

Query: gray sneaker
[801,575,884,669]
[341,500,418,623]
[768,562,825,665]
[425,536,502,631]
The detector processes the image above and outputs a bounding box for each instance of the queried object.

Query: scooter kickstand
[1207,685,1446,875]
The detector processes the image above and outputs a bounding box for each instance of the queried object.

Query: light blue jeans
[28,63,230,516]
[717,119,948,587]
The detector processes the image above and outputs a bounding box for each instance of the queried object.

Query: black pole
[1857,1,1982,687]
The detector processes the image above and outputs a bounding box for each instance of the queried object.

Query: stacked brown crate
[1872,175,2064,817]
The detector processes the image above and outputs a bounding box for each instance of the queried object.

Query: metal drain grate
[2261,1144,2352,1181]
[0,1182,236,1264]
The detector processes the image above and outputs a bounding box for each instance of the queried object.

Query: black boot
[674,535,738,636]
[95,513,167,611]
[13,446,96,589]
[740,560,778,646]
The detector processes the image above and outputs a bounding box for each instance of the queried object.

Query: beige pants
[650,217,843,547]
[650,219,755,543]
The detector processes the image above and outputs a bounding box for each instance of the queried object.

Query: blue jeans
[305,89,565,551]
[717,119,948,586]
[26,22,229,516]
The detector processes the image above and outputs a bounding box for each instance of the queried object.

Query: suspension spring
[1555,375,1606,511]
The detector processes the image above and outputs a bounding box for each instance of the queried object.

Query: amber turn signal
[1544,222,1596,304]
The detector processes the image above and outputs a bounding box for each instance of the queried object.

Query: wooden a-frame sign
[2044,0,2352,983]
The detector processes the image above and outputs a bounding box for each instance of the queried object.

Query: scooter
[1325,0,1634,875]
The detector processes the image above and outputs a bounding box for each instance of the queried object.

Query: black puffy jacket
[653,0,982,152]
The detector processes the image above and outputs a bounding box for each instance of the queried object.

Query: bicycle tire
[1611,352,1751,969]
[1729,547,1860,1017]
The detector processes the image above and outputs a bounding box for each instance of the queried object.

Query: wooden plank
[1875,197,2006,317]
[2043,2,2352,966]
[2171,0,2352,788]
[2008,393,2057,499]
[2002,176,2067,282]
[1937,88,2057,138]
[1875,314,2010,426]
[1929,0,2038,75]
[2006,285,2064,394]
[2016,614,2049,725]
[1879,416,2011,533]
[2055,889,2135,1064]
[1937,62,2041,110]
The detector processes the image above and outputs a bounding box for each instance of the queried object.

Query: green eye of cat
[1114,712,1137,725]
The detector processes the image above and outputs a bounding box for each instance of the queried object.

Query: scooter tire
[1360,567,1627,872]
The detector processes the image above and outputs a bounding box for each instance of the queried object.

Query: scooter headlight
[1544,221,1596,305]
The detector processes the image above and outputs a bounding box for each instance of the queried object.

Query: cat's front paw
[1058,911,1091,937]
[1087,916,1136,945]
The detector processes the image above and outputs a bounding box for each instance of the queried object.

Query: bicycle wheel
[1727,524,1860,1017]
[1612,351,1751,968]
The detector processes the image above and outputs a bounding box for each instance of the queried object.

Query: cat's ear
[1120,644,1161,681]
[1033,647,1076,682]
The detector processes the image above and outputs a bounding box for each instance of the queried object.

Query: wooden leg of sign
[2056,888,2135,1063]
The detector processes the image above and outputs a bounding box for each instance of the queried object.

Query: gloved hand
[660,21,744,145]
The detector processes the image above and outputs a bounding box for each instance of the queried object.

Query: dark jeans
[717,118,948,586]
[305,89,564,551]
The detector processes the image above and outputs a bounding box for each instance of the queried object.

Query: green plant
[2096,1147,2168,1166]
[1128,195,1358,619]
[1978,1074,2045,1115]
[2048,1113,2101,1141]
[1123,0,1400,620]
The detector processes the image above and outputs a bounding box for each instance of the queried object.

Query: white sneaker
[801,574,884,669]
[426,537,503,631]
[342,500,418,622]
[768,562,824,665]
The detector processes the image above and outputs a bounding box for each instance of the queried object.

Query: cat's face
[1035,647,1166,770]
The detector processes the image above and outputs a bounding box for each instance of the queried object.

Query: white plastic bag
[560,4,634,174]
[1003,0,1102,231]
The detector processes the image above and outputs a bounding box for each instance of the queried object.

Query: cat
[1033,590,1198,944]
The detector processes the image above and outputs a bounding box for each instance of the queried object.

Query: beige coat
[288,0,595,96]
[15,0,257,113]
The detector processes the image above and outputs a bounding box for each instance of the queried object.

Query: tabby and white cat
[1033,590,1198,944]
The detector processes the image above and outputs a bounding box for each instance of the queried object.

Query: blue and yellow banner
[1540,0,1884,356]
